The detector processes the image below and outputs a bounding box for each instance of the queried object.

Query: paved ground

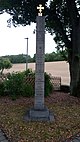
[65,136,80,142]
[64,133,80,142]
[0,129,9,142]
[0,128,80,142]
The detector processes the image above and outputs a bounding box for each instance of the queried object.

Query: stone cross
[24,4,54,121]
[37,4,44,16]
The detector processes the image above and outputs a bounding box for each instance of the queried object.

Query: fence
[26,74,35,88]
[26,74,61,91]
[49,75,61,90]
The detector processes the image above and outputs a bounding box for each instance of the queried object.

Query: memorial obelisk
[24,4,54,121]
[34,4,45,110]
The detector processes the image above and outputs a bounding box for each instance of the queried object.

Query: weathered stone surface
[35,81,44,88]
[34,16,45,110]
[36,63,44,72]
[24,15,54,121]
[35,73,44,81]
[34,95,44,109]
[24,107,54,121]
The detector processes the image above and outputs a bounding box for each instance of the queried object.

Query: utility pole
[24,37,28,71]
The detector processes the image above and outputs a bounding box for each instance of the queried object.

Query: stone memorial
[24,4,54,121]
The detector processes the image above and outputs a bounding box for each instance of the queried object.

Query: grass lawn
[0,92,80,142]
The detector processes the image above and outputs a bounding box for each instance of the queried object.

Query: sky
[0,12,56,57]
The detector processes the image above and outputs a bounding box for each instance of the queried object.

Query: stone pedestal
[24,107,54,121]
[24,16,54,121]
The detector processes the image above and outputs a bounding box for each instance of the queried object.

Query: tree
[45,51,66,62]
[0,58,12,74]
[0,0,80,96]
[0,0,48,26]
[46,0,80,96]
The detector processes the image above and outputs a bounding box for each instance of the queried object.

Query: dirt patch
[0,92,80,142]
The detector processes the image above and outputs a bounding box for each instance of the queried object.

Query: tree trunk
[66,0,80,97]
[69,20,80,97]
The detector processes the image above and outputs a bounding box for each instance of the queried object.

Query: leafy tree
[1,51,67,63]
[0,58,12,74]
[0,0,48,26]
[2,54,33,63]
[45,50,67,62]
[46,0,80,96]
[0,0,80,96]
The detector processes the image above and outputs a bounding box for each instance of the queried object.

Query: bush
[24,69,35,76]
[5,72,24,96]
[45,73,53,96]
[22,83,34,97]
[4,70,34,99]
[3,70,53,99]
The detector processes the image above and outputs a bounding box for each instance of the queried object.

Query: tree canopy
[0,0,79,53]
[46,0,80,55]
[1,50,67,64]
[0,0,48,26]
[1,0,79,53]
[0,58,12,74]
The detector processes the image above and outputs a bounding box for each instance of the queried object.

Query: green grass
[0,92,80,142]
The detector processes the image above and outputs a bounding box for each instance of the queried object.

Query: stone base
[23,107,55,122]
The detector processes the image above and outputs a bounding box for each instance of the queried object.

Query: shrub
[4,71,34,99]
[24,69,35,76]
[3,70,53,99]
[4,72,23,99]
[45,72,53,96]
[22,83,34,97]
